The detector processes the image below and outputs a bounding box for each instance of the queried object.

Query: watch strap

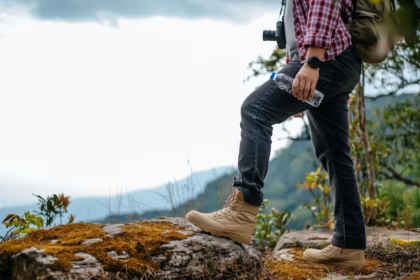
[304,56,322,68]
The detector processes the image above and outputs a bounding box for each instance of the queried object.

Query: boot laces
[211,193,238,217]
[321,244,335,253]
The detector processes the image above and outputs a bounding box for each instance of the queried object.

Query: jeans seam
[250,84,277,186]
[316,62,332,91]
[311,115,346,245]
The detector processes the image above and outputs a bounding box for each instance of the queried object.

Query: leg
[306,94,366,249]
[233,77,313,206]
[186,76,312,244]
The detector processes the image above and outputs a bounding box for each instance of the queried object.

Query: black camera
[263,21,286,49]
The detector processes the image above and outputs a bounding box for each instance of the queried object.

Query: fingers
[297,79,306,101]
[302,84,312,102]
[292,76,300,98]
[293,64,320,103]
[309,84,316,101]
[292,76,307,101]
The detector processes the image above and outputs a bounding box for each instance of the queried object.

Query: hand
[292,63,319,102]
[293,112,305,118]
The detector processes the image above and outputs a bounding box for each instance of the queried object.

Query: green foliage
[350,95,420,227]
[369,99,420,182]
[244,47,287,82]
[33,193,75,226]
[381,181,420,229]
[253,199,295,251]
[0,212,44,243]
[295,167,334,229]
[360,188,392,227]
[393,0,420,42]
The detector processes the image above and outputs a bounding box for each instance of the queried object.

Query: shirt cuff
[304,32,332,50]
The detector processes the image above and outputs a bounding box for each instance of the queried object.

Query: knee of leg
[240,97,255,122]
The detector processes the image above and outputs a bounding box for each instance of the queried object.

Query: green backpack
[344,0,398,64]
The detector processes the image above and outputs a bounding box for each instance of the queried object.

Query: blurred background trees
[245,0,420,232]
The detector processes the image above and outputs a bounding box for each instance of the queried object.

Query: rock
[10,248,58,280]
[321,272,378,279]
[80,238,103,246]
[102,223,125,237]
[70,253,102,275]
[274,226,420,250]
[107,251,130,260]
[151,217,261,279]
[0,217,262,280]
[15,247,58,266]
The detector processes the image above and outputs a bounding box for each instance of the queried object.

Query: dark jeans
[233,45,366,249]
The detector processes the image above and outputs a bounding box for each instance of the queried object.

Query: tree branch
[380,166,420,187]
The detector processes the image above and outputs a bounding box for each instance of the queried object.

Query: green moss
[0,221,193,277]
[269,248,388,279]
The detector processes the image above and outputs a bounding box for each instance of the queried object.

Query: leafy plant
[386,183,420,229]
[360,193,392,227]
[253,199,295,251]
[0,212,44,243]
[295,166,334,229]
[33,193,75,226]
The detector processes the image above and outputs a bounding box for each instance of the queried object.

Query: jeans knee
[240,96,255,123]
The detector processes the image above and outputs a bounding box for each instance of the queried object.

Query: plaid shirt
[286,0,353,64]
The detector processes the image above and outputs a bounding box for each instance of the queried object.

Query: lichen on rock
[0,217,261,279]
[0,219,194,278]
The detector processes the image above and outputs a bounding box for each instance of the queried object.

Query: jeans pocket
[317,53,361,95]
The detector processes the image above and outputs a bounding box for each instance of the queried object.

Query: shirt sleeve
[304,0,341,50]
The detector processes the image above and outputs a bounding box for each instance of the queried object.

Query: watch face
[309,57,321,68]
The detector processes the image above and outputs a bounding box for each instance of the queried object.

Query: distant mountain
[2,93,417,236]
[96,138,318,229]
[364,93,419,118]
[98,93,419,230]
[0,166,233,237]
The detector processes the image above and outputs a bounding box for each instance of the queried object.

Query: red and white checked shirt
[286,0,353,64]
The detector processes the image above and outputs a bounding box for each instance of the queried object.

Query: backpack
[343,0,398,64]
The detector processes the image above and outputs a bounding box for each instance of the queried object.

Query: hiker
[187,0,367,267]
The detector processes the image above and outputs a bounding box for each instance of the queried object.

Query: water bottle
[270,72,324,107]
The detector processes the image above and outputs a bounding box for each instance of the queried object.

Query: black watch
[304,56,322,69]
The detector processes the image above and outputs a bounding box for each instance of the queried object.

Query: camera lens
[263,30,276,41]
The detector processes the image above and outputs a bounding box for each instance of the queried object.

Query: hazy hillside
[0,166,232,237]
[2,93,417,235]
[98,93,419,230]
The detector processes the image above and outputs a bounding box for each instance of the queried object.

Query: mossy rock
[0,217,261,279]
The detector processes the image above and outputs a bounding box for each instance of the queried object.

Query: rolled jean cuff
[332,232,367,250]
[235,186,263,207]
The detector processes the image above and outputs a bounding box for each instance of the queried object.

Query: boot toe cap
[186,210,226,231]
[303,248,325,261]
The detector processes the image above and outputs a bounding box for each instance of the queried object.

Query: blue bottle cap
[270,72,276,80]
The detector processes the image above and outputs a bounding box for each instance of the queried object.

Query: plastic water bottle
[270,72,324,107]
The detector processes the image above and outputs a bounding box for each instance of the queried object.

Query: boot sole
[303,254,366,267]
[186,212,252,245]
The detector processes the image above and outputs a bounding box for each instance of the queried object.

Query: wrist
[302,63,320,71]
[307,46,326,60]
[304,56,322,69]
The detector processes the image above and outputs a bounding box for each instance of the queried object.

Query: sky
[0,0,307,207]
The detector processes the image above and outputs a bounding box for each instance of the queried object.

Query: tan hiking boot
[185,188,259,244]
[303,244,366,267]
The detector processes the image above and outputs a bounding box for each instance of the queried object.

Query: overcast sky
[0,0,307,208]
